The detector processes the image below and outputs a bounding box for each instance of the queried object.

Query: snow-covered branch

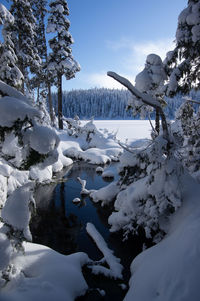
[107,71,169,140]
[107,72,161,109]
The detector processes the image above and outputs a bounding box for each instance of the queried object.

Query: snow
[96,166,104,173]
[1,183,35,241]
[107,71,162,109]
[57,120,122,164]
[86,222,123,279]
[72,197,81,204]
[0,4,14,25]
[93,120,151,143]
[0,242,89,301]
[28,125,60,155]
[0,96,41,127]
[0,80,30,103]
[102,169,115,179]
[124,175,200,301]
[90,181,120,205]
[29,165,53,183]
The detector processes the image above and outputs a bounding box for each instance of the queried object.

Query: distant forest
[52,88,200,120]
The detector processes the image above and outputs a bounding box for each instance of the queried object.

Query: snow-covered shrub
[102,71,187,242]
[0,81,63,288]
[0,81,59,170]
[108,134,184,243]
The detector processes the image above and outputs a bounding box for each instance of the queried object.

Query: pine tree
[0,4,23,88]
[165,0,200,95]
[47,0,80,129]
[10,0,41,93]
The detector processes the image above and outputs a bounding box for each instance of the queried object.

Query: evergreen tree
[10,0,41,93]
[165,0,200,95]
[0,4,23,88]
[47,0,80,129]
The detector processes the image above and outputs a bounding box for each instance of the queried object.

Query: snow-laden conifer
[0,4,23,88]
[165,0,200,95]
[10,0,41,93]
[47,0,80,129]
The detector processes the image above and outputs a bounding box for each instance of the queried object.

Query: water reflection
[31,162,147,280]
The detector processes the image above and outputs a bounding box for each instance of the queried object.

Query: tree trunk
[155,108,160,134]
[48,83,54,125]
[37,86,40,102]
[57,74,63,129]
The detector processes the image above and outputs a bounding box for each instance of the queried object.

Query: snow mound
[1,183,35,241]
[90,181,120,205]
[58,120,122,165]
[0,242,89,301]
[28,125,60,155]
[124,175,200,301]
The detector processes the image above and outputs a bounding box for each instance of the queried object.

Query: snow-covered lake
[93,120,151,142]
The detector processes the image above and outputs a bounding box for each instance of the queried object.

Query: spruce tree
[47,0,80,129]
[10,0,41,93]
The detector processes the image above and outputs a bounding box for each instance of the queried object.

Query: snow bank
[58,119,122,165]
[1,183,35,241]
[1,242,89,301]
[90,181,120,205]
[124,175,200,301]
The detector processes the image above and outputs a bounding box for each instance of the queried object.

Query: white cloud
[107,37,176,75]
[82,71,135,89]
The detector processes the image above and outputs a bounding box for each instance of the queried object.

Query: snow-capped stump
[96,166,104,173]
[72,197,81,204]
[102,170,115,179]
[77,177,90,195]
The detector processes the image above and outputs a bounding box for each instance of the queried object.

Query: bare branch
[188,99,200,105]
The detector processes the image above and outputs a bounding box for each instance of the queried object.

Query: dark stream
[30,162,147,300]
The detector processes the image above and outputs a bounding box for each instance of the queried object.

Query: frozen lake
[93,120,152,143]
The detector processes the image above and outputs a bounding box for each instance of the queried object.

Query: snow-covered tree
[10,0,41,93]
[127,54,167,134]
[47,0,80,129]
[103,72,186,242]
[30,0,48,96]
[165,0,200,95]
[0,4,23,88]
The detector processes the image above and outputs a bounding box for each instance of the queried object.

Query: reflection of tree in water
[67,161,98,182]
[31,181,82,255]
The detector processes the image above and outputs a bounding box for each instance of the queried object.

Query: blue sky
[1,0,187,91]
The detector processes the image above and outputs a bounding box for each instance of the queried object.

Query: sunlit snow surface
[93,120,151,143]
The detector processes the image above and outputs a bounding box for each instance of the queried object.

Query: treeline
[51,88,200,120]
